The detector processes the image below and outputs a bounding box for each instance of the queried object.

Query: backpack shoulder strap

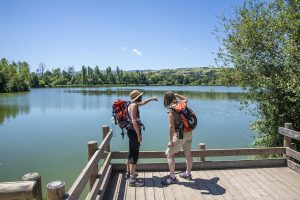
[168,107,182,128]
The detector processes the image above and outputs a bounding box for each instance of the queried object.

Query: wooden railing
[1,122,300,200]
[0,172,42,200]
[279,123,300,174]
[110,147,287,171]
[63,126,113,200]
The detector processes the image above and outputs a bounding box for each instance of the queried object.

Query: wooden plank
[144,172,154,200]
[178,171,206,200]
[224,169,256,200]
[233,169,265,199]
[97,165,112,200]
[161,171,186,200]
[0,181,36,200]
[152,172,165,200]
[159,172,176,200]
[111,147,286,159]
[287,159,300,174]
[209,170,244,200]
[279,127,300,140]
[125,173,135,200]
[201,171,226,200]
[116,173,127,200]
[85,152,112,200]
[217,170,250,200]
[193,171,216,200]
[261,168,300,199]
[135,172,145,200]
[240,168,281,200]
[286,148,300,161]
[252,167,294,200]
[67,132,112,200]
[270,167,300,193]
[104,173,119,200]
[204,170,233,200]
[187,171,216,200]
[112,159,287,171]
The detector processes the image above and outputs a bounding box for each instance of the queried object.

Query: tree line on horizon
[0,57,237,92]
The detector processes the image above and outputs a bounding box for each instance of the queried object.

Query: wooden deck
[2,123,300,200]
[105,167,300,200]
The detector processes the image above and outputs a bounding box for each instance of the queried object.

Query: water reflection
[0,93,30,125]
[65,89,244,100]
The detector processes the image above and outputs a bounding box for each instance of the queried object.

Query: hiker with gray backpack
[162,91,197,185]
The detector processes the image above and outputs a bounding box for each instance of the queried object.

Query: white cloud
[132,48,142,56]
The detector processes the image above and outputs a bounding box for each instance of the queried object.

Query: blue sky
[0,0,243,71]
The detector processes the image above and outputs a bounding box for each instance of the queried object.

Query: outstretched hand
[151,97,158,101]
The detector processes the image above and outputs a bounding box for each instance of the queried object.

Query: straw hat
[130,90,144,102]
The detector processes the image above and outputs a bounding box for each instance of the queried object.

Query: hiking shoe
[128,178,144,187]
[162,175,178,185]
[125,172,139,180]
[179,172,192,180]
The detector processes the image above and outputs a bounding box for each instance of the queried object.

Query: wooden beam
[85,153,112,200]
[112,158,287,171]
[22,172,42,200]
[111,147,286,159]
[286,148,300,161]
[66,131,112,200]
[0,181,36,200]
[97,165,112,200]
[287,159,300,174]
[279,127,300,141]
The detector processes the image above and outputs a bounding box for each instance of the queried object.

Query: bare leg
[130,163,136,177]
[127,161,130,172]
[167,153,175,177]
[184,150,193,173]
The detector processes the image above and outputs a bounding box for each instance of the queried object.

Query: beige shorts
[165,131,192,155]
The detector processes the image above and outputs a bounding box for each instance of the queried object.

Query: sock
[170,173,175,178]
[186,170,191,176]
[130,175,135,180]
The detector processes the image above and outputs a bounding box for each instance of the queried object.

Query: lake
[0,86,255,198]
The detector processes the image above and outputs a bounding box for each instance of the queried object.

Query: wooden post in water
[102,125,110,152]
[22,172,42,200]
[46,181,65,200]
[199,143,206,161]
[283,123,293,158]
[88,141,98,190]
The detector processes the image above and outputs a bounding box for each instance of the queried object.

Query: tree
[216,0,300,150]
[38,62,46,78]
[94,66,103,85]
[81,66,87,85]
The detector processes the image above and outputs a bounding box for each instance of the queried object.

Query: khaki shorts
[166,131,192,155]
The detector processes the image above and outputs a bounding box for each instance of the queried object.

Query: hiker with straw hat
[126,89,158,187]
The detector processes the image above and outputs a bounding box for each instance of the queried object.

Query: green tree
[216,0,300,150]
[81,66,87,85]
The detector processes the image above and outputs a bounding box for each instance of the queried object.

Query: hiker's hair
[164,91,177,107]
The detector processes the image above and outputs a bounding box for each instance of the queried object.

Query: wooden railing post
[87,141,98,190]
[283,123,293,158]
[199,143,206,161]
[22,172,42,200]
[46,181,65,200]
[102,125,110,152]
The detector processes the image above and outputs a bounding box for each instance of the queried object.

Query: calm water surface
[0,86,255,198]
